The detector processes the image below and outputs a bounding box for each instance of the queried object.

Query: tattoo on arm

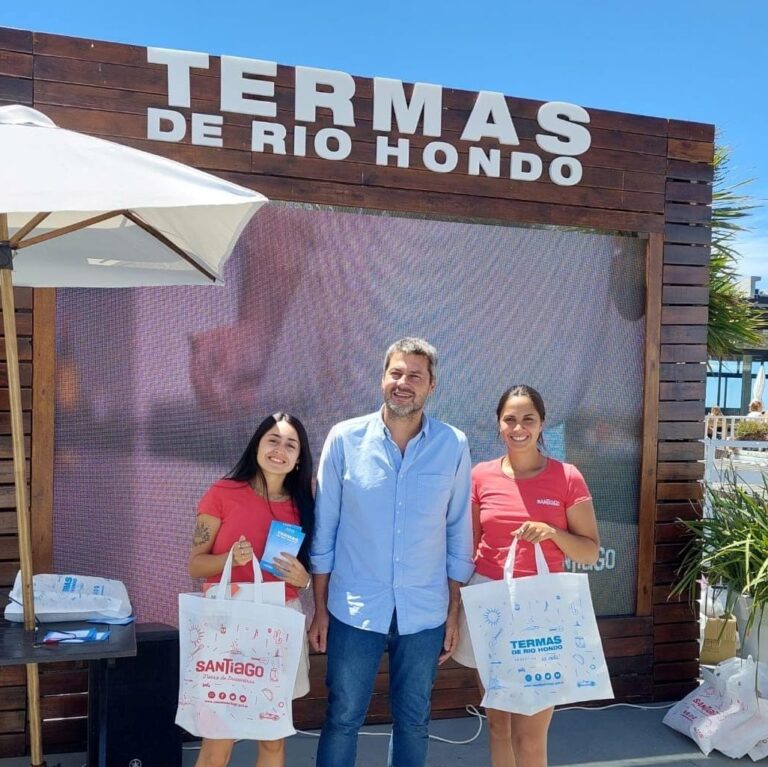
[193,521,211,546]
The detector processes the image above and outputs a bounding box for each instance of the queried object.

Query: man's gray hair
[383,337,438,381]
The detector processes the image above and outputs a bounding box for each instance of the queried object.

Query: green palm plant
[707,145,765,358]
[672,469,768,636]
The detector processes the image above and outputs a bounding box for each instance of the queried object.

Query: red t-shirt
[197,479,302,601]
[471,458,592,579]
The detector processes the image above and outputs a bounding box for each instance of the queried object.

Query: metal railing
[703,414,768,484]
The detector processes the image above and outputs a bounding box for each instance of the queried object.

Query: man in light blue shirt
[309,337,474,767]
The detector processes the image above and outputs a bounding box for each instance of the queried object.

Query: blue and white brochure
[260,521,305,577]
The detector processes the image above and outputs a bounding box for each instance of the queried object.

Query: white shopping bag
[662,657,760,756]
[4,571,132,623]
[461,539,613,715]
[175,548,305,741]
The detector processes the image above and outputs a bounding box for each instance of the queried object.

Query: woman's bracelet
[302,576,312,591]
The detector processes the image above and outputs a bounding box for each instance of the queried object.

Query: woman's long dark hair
[226,412,315,568]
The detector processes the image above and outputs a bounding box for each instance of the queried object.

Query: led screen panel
[54,203,646,622]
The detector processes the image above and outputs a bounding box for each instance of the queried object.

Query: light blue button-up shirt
[310,410,474,635]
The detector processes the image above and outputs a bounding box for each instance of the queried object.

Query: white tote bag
[175,548,305,740]
[461,539,613,715]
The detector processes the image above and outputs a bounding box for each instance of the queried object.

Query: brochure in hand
[260,521,305,577]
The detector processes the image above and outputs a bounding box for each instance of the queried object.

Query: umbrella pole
[0,214,45,766]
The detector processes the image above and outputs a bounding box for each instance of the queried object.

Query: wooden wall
[0,25,712,756]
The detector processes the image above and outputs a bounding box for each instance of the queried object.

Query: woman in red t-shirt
[454,385,600,767]
[188,412,315,767]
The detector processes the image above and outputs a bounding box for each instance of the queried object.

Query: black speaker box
[88,623,182,767]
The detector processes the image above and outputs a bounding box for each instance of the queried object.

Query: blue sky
[4,1,766,282]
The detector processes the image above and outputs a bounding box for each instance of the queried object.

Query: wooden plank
[668,138,714,164]
[0,77,32,104]
[664,203,712,225]
[664,223,711,246]
[657,422,705,441]
[35,97,670,178]
[0,687,24,711]
[0,338,31,362]
[656,482,703,501]
[0,436,31,458]
[668,120,715,143]
[653,680,698,702]
[659,361,707,381]
[654,660,700,682]
[653,602,697,624]
[0,733,25,758]
[661,306,708,325]
[637,232,662,617]
[658,401,704,421]
[31,289,56,572]
[603,635,654,658]
[31,46,669,135]
[653,582,690,601]
[0,511,16,535]
[0,363,32,388]
[40,692,87,719]
[660,342,707,362]
[222,172,665,232]
[657,442,705,461]
[662,286,709,305]
[657,462,704,481]
[0,711,23,732]
[0,414,31,436]
[655,523,691,545]
[662,266,709,287]
[0,667,24,685]
[654,640,699,663]
[596,617,653,638]
[655,501,700,524]
[610,674,654,699]
[665,182,712,205]
[0,561,20,585]
[663,243,710,266]
[0,28,33,53]
[0,536,19,558]
[39,670,87,696]
[659,381,706,400]
[40,717,87,750]
[607,655,653,675]
[0,50,33,78]
[0,312,32,336]
[667,159,714,183]
[660,325,707,344]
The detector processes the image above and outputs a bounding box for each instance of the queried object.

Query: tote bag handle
[503,536,551,585]
[216,547,264,603]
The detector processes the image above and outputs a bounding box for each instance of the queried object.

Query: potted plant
[734,420,768,441]
[672,469,768,660]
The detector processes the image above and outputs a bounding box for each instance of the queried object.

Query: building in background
[707,276,768,413]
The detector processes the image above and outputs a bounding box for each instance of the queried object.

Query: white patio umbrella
[752,363,765,406]
[0,104,267,766]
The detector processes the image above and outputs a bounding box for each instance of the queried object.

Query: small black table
[0,618,137,766]
[0,618,137,667]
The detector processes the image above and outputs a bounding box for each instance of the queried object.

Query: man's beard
[384,397,423,418]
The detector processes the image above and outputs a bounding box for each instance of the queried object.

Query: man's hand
[309,608,329,653]
[439,606,460,665]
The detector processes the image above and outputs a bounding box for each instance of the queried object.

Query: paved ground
[1,704,753,766]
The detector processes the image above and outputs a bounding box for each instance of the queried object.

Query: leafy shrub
[735,419,768,441]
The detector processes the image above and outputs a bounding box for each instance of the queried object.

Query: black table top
[0,619,137,666]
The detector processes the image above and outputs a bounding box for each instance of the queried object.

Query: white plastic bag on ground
[663,657,762,756]
[4,571,132,623]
